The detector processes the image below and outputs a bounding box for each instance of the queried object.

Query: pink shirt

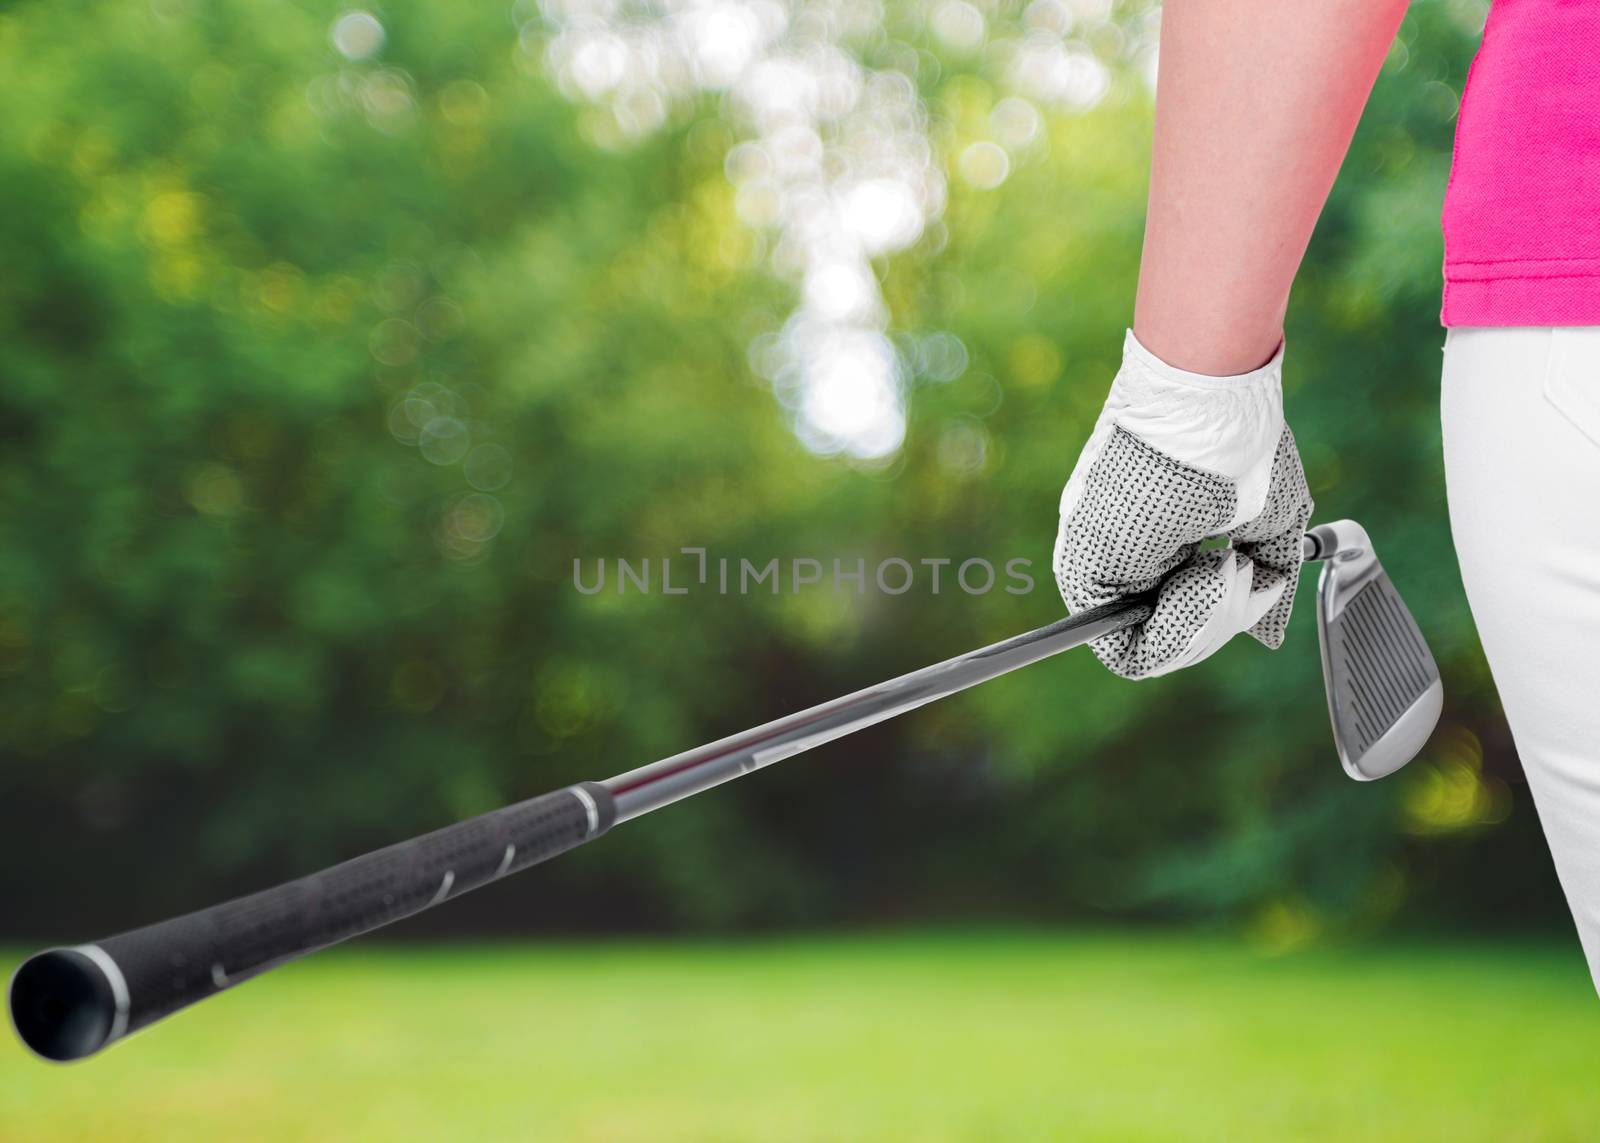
[1441,0,1600,326]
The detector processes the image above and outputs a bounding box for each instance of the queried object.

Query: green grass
[3,933,1597,1141]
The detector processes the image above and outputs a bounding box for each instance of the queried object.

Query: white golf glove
[1053,330,1313,680]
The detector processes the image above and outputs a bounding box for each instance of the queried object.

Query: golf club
[8,518,1440,1063]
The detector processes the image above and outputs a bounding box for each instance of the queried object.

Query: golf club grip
[9,781,615,1063]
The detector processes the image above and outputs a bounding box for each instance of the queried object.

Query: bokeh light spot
[370,318,421,367]
[958,141,1010,189]
[186,464,244,517]
[937,419,989,476]
[419,417,471,466]
[331,10,385,61]
[990,96,1042,148]
[450,493,505,542]
[463,443,513,491]
[931,1,987,53]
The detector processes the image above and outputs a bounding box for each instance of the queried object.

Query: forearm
[1133,0,1408,375]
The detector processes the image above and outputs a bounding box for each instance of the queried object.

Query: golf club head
[1305,520,1443,782]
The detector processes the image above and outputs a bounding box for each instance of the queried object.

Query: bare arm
[1133,0,1409,375]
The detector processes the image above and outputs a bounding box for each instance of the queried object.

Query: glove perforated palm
[1053,331,1313,680]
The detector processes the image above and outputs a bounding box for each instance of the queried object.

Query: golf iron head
[1303,520,1443,781]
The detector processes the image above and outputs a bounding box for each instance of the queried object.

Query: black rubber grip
[9,781,616,1062]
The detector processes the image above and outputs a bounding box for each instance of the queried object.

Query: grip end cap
[9,948,121,1063]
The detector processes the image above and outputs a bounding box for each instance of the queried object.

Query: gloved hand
[1053,330,1313,679]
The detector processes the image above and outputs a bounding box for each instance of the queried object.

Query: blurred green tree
[0,0,1562,939]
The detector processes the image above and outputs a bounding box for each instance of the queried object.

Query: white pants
[1442,327,1600,989]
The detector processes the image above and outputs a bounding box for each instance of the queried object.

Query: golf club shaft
[608,521,1339,822]
[10,595,1151,1062]
[605,595,1152,822]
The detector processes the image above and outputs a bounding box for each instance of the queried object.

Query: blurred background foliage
[0,0,1559,944]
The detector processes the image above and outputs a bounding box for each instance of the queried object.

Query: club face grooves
[1318,565,1443,781]
[1338,578,1434,753]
